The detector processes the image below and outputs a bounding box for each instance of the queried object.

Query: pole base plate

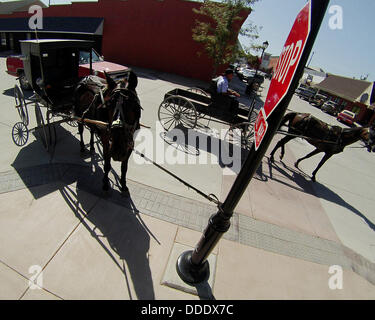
[176,250,210,285]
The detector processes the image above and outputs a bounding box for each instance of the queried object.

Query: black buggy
[158,81,259,150]
[12,39,102,151]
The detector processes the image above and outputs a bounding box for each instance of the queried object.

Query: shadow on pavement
[265,157,375,233]
[11,122,157,299]
[60,174,157,300]
[11,123,84,199]
[161,124,249,175]
[3,87,34,99]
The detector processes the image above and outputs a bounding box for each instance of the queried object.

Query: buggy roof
[20,39,94,55]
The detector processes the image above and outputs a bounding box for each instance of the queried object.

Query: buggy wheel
[224,122,254,152]
[158,95,197,131]
[46,111,57,150]
[67,120,78,128]
[195,112,212,130]
[14,85,29,126]
[12,122,29,146]
[247,106,259,124]
[35,103,49,150]
[187,87,210,97]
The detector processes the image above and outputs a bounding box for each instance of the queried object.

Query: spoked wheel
[35,103,56,152]
[158,95,197,131]
[35,103,48,149]
[224,122,255,153]
[67,120,78,128]
[46,110,57,151]
[246,106,259,124]
[195,112,212,130]
[12,122,29,146]
[187,87,210,97]
[14,85,29,126]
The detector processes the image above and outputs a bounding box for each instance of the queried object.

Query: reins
[277,126,369,149]
[131,148,221,206]
[276,129,339,145]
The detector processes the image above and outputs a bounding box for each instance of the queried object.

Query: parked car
[248,73,265,84]
[229,63,239,73]
[6,55,30,90]
[309,93,328,107]
[294,84,308,95]
[321,101,339,116]
[298,87,317,101]
[237,68,254,81]
[337,110,356,126]
[235,66,247,78]
[6,47,128,90]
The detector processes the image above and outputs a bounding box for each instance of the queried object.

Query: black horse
[74,72,141,193]
[270,112,375,182]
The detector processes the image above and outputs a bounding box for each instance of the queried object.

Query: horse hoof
[294,162,299,168]
[311,176,316,182]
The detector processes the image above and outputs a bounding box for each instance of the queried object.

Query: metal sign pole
[176,0,330,285]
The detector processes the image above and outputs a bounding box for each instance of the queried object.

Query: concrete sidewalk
[0,160,375,299]
[1,61,375,300]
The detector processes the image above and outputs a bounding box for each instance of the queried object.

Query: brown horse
[269,112,375,182]
[74,72,141,193]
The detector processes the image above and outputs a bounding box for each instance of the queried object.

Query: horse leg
[295,148,321,168]
[120,150,132,195]
[89,130,95,154]
[269,136,295,163]
[78,123,85,153]
[311,153,332,182]
[102,136,111,191]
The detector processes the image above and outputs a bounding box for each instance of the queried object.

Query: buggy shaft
[70,116,150,129]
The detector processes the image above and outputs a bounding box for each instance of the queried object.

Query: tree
[192,0,260,77]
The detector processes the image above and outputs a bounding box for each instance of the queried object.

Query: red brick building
[0,0,250,81]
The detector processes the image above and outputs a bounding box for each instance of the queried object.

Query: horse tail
[278,112,297,130]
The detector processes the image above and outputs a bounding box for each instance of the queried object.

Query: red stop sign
[255,2,311,150]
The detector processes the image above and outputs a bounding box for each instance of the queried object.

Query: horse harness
[290,114,344,151]
[76,76,141,159]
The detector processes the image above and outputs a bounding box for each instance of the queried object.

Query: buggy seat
[208,77,235,111]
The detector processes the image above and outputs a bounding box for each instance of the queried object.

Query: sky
[240,0,375,81]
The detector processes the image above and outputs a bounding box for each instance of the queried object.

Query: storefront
[0,0,249,81]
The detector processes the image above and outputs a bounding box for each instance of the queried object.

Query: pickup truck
[6,48,129,90]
